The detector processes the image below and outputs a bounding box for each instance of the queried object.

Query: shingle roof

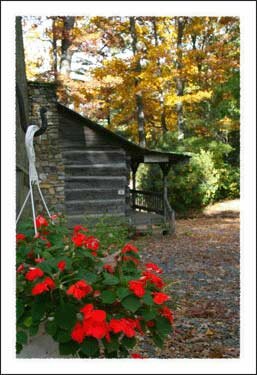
[57,103,191,164]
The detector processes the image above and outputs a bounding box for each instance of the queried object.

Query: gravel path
[134,201,240,358]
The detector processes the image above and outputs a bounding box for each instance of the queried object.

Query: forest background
[22,16,240,214]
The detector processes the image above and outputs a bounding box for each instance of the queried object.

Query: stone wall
[28,82,65,214]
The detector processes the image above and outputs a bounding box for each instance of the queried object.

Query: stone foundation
[28,82,65,214]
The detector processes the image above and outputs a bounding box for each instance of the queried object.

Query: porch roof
[57,103,191,164]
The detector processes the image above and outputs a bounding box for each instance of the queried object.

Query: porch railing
[129,189,164,215]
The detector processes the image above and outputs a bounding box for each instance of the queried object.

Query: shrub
[214,165,240,200]
[138,150,220,213]
[16,215,174,358]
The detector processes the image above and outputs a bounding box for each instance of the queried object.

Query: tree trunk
[52,17,58,80]
[152,19,167,134]
[59,16,75,77]
[129,17,146,148]
[175,17,185,140]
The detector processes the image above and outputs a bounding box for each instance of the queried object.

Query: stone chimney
[28,81,65,214]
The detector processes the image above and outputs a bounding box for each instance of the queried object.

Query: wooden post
[130,161,139,209]
[159,163,171,224]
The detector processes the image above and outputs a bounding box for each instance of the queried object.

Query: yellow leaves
[205,328,215,336]
[102,75,123,86]
[166,90,213,107]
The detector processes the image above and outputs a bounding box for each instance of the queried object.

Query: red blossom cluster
[35,215,49,229]
[71,304,108,343]
[16,233,26,243]
[127,262,167,301]
[160,306,174,324]
[66,280,92,299]
[103,264,115,273]
[71,304,143,344]
[16,220,175,358]
[32,277,55,295]
[72,226,99,255]
[25,268,44,281]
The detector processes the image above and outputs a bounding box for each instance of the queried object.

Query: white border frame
[1,1,256,374]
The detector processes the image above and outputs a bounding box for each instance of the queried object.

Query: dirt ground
[135,199,240,358]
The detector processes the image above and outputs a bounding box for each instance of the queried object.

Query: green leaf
[155,316,171,336]
[16,342,23,354]
[55,330,71,343]
[116,287,130,300]
[16,300,25,321]
[101,290,116,304]
[45,320,57,336]
[141,309,157,321]
[37,261,53,274]
[121,336,136,348]
[29,324,39,336]
[102,335,119,353]
[104,349,118,358]
[55,304,77,330]
[31,302,46,322]
[80,337,99,357]
[59,341,79,356]
[103,273,119,286]
[23,316,33,328]
[77,271,98,284]
[121,295,141,313]
[142,291,153,306]
[152,333,164,348]
[17,331,28,345]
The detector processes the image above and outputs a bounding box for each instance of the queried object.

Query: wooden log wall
[58,110,129,226]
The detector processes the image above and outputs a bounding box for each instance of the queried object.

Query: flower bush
[16,215,174,358]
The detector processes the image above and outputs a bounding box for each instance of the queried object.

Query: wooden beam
[144,155,169,163]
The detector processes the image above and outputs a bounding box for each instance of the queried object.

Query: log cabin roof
[57,103,191,164]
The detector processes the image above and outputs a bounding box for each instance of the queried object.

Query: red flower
[35,215,48,229]
[160,306,174,324]
[131,353,143,358]
[31,277,55,296]
[72,232,87,247]
[143,271,165,289]
[145,262,163,274]
[80,303,94,319]
[27,250,35,260]
[66,280,92,299]
[79,304,109,340]
[109,318,136,338]
[57,260,66,271]
[152,292,170,305]
[71,322,85,343]
[121,243,139,254]
[32,282,49,296]
[17,264,24,273]
[51,214,58,220]
[103,264,114,273]
[146,320,155,328]
[25,268,44,281]
[73,225,88,233]
[16,233,26,243]
[44,277,55,289]
[35,257,45,264]
[84,320,108,339]
[93,290,101,298]
[128,280,145,298]
[85,236,99,251]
